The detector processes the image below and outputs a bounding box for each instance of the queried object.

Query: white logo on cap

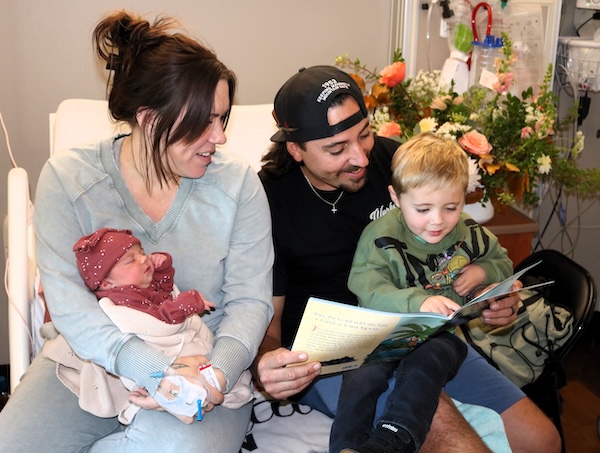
[317,78,351,103]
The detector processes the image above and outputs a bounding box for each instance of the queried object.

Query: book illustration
[291,260,553,375]
[362,320,446,365]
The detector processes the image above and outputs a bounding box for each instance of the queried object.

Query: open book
[290,261,553,374]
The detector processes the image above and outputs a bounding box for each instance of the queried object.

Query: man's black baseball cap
[270,65,368,143]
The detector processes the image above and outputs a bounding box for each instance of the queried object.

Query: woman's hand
[171,355,225,411]
[255,347,321,400]
[480,280,523,326]
[129,354,225,423]
[128,372,223,424]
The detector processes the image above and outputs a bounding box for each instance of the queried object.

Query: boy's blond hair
[390,132,469,196]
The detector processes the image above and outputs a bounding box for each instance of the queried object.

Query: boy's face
[103,244,154,289]
[390,184,465,245]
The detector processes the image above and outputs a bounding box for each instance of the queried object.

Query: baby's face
[106,244,154,288]
[397,184,465,245]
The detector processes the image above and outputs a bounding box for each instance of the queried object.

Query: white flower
[573,130,584,157]
[418,117,438,133]
[467,157,483,193]
[406,69,442,115]
[525,104,543,124]
[537,155,552,174]
[492,107,503,122]
[434,122,471,140]
[369,107,393,134]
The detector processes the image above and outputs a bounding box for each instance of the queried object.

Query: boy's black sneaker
[340,422,415,453]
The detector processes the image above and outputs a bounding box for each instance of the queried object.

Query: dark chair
[515,249,597,453]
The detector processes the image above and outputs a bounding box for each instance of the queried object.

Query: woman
[0,11,273,453]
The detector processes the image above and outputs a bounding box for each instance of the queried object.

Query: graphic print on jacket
[374,218,495,296]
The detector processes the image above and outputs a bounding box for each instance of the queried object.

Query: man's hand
[480,280,523,326]
[255,347,321,400]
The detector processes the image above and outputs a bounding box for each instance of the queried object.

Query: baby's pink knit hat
[73,228,140,291]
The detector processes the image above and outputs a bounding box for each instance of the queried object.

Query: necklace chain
[303,174,344,214]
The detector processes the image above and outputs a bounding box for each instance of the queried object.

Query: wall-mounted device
[576,0,600,10]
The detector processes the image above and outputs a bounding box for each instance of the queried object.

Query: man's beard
[338,170,368,193]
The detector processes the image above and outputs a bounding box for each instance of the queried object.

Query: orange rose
[458,130,492,156]
[377,121,402,138]
[379,62,406,88]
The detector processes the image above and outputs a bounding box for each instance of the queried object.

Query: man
[254,66,560,453]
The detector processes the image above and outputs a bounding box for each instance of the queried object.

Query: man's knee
[420,394,493,453]
[501,397,561,453]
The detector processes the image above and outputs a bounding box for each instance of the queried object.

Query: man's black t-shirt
[259,136,399,346]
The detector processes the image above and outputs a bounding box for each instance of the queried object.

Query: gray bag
[459,290,574,388]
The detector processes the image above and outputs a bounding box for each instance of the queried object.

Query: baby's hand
[453,264,486,296]
[176,290,216,314]
[150,253,168,269]
[128,387,157,409]
[198,293,216,312]
[420,296,461,316]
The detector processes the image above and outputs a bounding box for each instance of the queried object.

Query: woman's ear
[286,142,304,163]
[135,107,155,136]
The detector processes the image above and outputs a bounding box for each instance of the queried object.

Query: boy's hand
[453,264,486,296]
[420,296,461,316]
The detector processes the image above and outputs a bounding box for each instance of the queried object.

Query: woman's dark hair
[93,11,236,188]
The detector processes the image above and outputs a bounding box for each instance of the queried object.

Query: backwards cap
[73,228,141,291]
[270,65,368,143]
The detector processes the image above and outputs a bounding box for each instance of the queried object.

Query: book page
[440,260,553,328]
[291,297,447,374]
[464,260,542,305]
[290,298,402,374]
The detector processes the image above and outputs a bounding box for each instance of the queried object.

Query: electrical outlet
[576,0,600,10]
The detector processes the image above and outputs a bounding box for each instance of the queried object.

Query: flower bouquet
[336,34,600,208]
